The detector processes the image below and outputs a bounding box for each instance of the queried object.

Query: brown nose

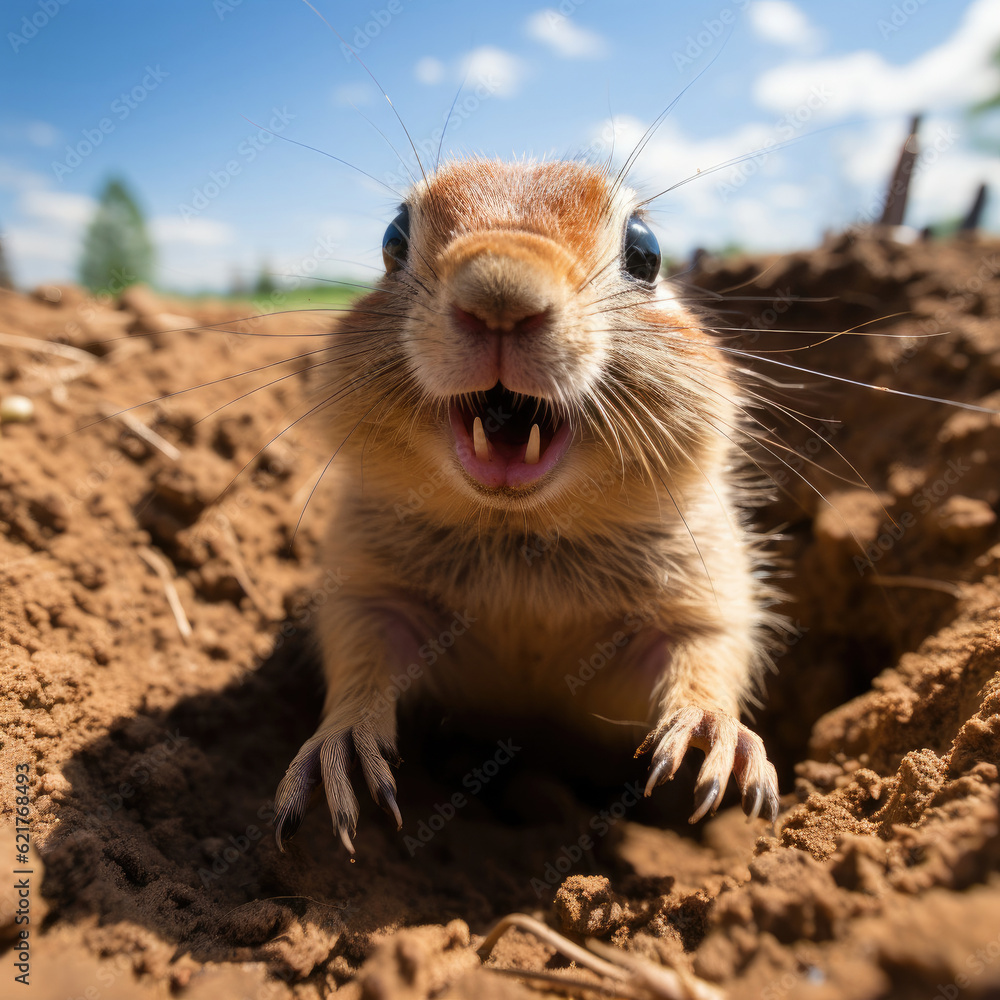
[451,304,551,337]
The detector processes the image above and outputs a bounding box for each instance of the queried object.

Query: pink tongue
[448,404,571,489]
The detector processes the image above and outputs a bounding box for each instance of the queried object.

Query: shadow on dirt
[45,624,714,968]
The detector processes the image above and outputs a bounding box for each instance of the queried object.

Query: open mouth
[448,382,572,489]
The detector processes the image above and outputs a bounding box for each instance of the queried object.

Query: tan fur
[273,158,783,850]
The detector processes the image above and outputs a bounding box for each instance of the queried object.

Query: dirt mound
[2,236,999,998]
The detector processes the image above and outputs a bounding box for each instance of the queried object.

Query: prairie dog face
[323,159,739,523]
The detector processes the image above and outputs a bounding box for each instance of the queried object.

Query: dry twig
[477,913,725,1000]
[99,403,182,461]
[137,546,193,641]
[0,330,96,397]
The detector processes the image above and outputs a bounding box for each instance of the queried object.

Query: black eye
[382,206,410,274]
[622,215,660,284]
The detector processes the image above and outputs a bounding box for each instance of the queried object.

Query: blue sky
[2,0,999,292]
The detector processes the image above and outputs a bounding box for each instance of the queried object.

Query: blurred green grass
[177,281,362,311]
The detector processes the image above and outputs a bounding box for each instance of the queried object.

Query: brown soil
[2,234,999,999]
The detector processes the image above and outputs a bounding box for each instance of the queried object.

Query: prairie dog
[273,158,782,852]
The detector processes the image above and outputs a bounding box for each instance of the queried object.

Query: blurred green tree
[253,264,277,298]
[79,177,154,293]
[0,224,13,290]
[969,42,1000,151]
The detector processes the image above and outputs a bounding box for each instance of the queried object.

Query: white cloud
[332,82,377,108]
[0,123,58,152]
[525,8,607,59]
[5,225,79,267]
[592,115,810,253]
[768,181,809,209]
[459,46,526,99]
[835,119,911,188]
[836,114,1000,230]
[151,216,233,246]
[26,121,58,148]
[907,142,1000,228]
[748,1,822,52]
[753,0,1000,119]
[624,102,998,252]
[415,56,445,85]
[603,115,777,201]
[0,182,94,283]
[0,161,47,195]
[20,189,96,226]
[156,246,234,291]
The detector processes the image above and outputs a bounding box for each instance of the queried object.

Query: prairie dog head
[321,158,740,527]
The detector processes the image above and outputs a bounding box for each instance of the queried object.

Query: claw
[644,752,676,797]
[763,786,779,823]
[642,706,702,797]
[379,783,403,830]
[274,714,402,851]
[641,707,779,824]
[274,809,303,852]
[273,736,324,851]
[689,776,721,824]
[338,825,356,855]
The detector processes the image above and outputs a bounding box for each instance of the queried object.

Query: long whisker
[436,73,470,170]
[68,346,335,435]
[634,123,847,208]
[298,0,429,188]
[290,374,407,544]
[240,114,402,198]
[719,348,1000,415]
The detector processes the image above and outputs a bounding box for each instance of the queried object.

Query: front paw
[273,721,401,853]
[638,706,779,823]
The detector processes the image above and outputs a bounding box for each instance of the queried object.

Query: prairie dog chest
[338,498,670,624]
[330,502,665,707]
